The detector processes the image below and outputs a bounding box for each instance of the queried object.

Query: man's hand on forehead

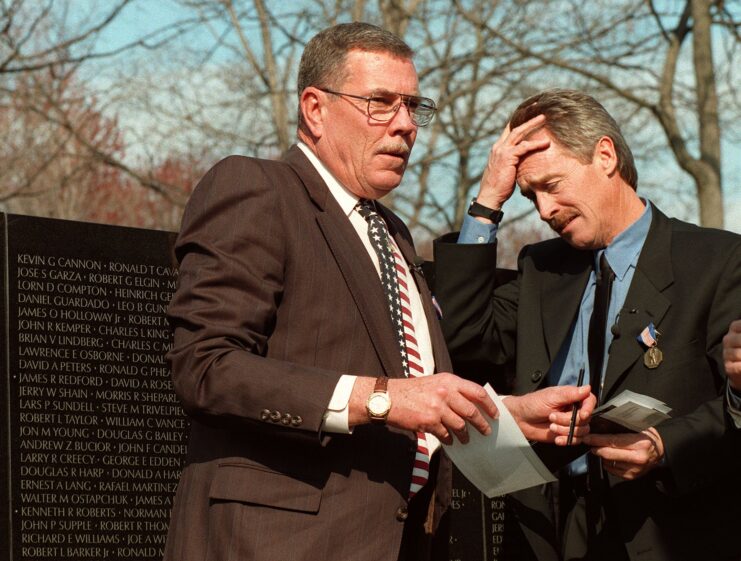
[474,115,551,211]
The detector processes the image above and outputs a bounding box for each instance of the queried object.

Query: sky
[96,1,188,49]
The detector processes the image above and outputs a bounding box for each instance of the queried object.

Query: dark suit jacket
[433,205,741,561]
[163,146,453,561]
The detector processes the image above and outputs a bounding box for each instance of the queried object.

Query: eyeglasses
[318,88,437,127]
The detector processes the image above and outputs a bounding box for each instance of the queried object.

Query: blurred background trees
[2,0,739,266]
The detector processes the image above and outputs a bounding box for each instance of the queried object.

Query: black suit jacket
[164,146,453,561]
[434,205,741,561]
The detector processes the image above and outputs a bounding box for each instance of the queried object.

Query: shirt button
[269,410,281,422]
[396,506,408,521]
[280,413,292,425]
[531,370,543,383]
[291,416,303,427]
[260,409,271,421]
[477,236,485,243]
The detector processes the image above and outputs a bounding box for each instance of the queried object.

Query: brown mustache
[547,212,577,232]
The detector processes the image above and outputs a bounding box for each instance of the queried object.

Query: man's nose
[536,193,557,220]
[388,102,417,133]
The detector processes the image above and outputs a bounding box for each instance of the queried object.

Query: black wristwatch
[467,198,504,224]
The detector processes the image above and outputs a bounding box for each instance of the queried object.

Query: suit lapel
[602,206,673,399]
[541,249,592,362]
[283,146,405,378]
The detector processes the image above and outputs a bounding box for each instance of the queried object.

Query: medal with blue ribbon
[637,322,663,369]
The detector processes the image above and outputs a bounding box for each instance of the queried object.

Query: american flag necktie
[356,199,430,498]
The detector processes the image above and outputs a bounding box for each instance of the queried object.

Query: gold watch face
[368,393,390,417]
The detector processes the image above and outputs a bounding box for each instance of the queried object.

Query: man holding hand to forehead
[163,25,592,561]
[434,89,741,561]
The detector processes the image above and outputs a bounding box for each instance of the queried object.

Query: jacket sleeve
[432,232,520,370]
[166,156,339,437]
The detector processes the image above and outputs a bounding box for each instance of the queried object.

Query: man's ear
[594,136,618,177]
[300,88,324,139]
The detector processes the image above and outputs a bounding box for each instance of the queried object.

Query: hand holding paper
[444,385,557,497]
[584,427,665,480]
[443,384,593,497]
[583,390,672,480]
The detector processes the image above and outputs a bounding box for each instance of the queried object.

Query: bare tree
[1,0,130,75]
[1,68,125,218]
[0,0,205,220]
[134,0,315,159]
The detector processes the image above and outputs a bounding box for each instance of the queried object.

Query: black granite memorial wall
[443,471,531,561]
[1,213,520,561]
[0,214,186,561]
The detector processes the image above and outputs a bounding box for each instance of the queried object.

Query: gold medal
[644,346,663,369]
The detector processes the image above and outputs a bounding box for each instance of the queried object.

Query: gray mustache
[378,145,410,157]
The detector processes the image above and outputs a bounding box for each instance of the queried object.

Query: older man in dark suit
[434,89,741,561]
[163,25,592,561]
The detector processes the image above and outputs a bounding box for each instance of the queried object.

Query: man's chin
[553,218,592,249]
[560,233,599,251]
[360,183,398,201]
[367,174,404,197]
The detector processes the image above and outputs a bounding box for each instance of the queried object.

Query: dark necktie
[587,252,615,406]
[356,199,430,497]
[586,253,615,525]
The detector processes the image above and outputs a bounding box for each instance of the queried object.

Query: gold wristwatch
[366,376,391,424]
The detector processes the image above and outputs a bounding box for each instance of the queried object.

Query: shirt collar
[297,142,359,217]
[598,199,653,281]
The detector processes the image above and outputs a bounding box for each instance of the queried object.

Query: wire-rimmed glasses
[318,88,437,127]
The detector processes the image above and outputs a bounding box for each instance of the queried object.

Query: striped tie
[356,200,430,498]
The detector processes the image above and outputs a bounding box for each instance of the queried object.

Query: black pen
[566,367,586,446]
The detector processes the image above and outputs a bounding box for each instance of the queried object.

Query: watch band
[373,375,388,394]
[468,198,504,224]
